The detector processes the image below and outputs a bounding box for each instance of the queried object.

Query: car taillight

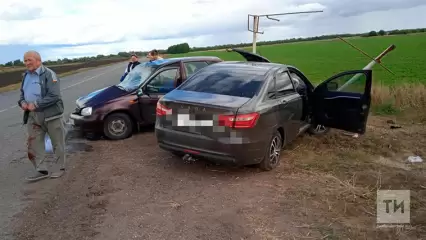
[156,102,172,116]
[218,112,260,128]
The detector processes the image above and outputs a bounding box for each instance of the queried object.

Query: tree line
[2,27,424,67]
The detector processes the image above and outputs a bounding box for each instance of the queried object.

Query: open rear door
[229,48,270,63]
[311,69,372,134]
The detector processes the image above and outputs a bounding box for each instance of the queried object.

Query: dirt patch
[10,115,426,240]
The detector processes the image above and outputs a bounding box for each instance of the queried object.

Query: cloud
[0,0,425,63]
[0,3,43,21]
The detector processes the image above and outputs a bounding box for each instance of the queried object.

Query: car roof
[205,61,287,75]
[147,56,222,67]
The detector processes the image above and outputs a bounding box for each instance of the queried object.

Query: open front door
[229,48,270,62]
[311,70,372,134]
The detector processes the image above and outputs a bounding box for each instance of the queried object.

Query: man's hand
[27,103,36,111]
[21,102,28,110]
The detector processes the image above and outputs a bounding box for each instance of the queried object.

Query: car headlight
[81,107,92,116]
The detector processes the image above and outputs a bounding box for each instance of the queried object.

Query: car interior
[289,72,309,121]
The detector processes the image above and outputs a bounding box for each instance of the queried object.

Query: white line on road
[0,64,124,114]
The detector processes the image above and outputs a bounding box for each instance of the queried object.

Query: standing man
[18,50,67,182]
[120,53,140,82]
[147,49,163,61]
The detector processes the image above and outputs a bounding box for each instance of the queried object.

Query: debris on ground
[386,119,402,129]
[407,155,423,163]
[390,124,402,129]
[342,132,359,138]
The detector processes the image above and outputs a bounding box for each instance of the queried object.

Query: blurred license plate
[177,114,213,127]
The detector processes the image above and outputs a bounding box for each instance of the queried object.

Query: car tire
[103,113,133,140]
[307,124,330,135]
[259,131,283,171]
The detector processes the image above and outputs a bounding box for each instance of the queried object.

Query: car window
[289,72,301,89]
[275,71,295,98]
[178,67,265,98]
[147,68,178,93]
[184,61,208,78]
[266,78,276,99]
[325,72,367,93]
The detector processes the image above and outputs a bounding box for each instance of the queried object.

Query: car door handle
[280,99,287,104]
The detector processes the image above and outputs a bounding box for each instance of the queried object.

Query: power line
[247,10,324,53]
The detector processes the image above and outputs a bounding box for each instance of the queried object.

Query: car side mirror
[327,82,338,91]
[136,88,143,96]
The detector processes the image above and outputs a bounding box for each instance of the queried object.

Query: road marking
[0,105,18,113]
[0,64,124,114]
[61,64,123,90]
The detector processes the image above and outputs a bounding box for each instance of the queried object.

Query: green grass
[170,33,426,85]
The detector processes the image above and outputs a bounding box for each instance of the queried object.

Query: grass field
[171,33,426,86]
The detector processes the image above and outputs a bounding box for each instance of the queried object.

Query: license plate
[177,114,213,127]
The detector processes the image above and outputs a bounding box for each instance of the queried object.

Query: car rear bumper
[155,126,267,165]
[69,113,103,133]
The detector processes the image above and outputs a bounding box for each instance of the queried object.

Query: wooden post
[252,15,260,54]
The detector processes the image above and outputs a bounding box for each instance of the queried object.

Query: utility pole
[248,10,324,54]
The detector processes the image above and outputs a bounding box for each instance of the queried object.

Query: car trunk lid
[158,90,252,137]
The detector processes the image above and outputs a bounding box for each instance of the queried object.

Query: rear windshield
[178,66,265,98]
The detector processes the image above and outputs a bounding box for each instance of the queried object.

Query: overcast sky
[1,0,425,63]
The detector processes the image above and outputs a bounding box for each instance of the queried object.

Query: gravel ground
[10,127,303,240]
[8,116,426,240]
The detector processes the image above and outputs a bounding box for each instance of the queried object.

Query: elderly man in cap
[18,50,67,182]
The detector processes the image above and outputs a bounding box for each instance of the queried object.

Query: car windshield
[178,65,265,98]
[116,63,156,92]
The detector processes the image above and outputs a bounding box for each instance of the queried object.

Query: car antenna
[337,36,396,75]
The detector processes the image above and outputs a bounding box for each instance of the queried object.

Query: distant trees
[166,43,190,54]
[368,31,378,37]
[1,59,24,67]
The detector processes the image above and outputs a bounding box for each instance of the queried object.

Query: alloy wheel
[269,136,281,166]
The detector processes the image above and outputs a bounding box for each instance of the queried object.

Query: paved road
[0,62,128,239]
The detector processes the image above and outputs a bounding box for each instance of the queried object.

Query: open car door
[311,69,372,134]
[229,48,271,63]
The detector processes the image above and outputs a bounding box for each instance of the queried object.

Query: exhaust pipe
[182,154,197,163]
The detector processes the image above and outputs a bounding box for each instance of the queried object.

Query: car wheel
[103,113,133,140]
[307,124,330,135]
[259,131,283,171]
